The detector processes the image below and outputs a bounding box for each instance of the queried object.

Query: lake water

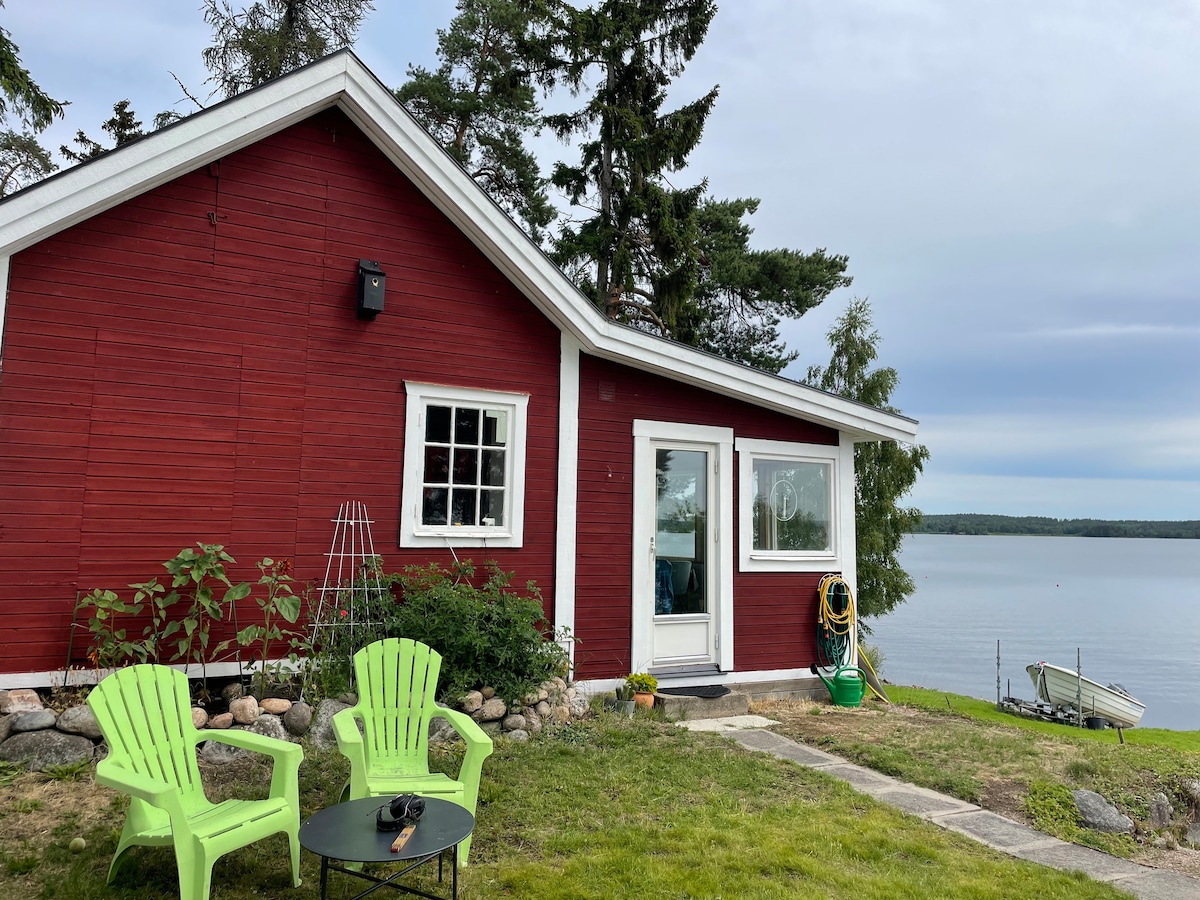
[871,533,1200,731]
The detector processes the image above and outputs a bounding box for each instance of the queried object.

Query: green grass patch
[766,686,1200,861]
[0,715,1133,899]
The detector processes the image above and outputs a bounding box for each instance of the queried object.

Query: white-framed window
[401,382,529,548]
[736,437,844,572]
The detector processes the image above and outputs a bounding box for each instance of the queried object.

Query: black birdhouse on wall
[357,259,386,319]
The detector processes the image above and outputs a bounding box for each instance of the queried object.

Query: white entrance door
[631,421,733,672]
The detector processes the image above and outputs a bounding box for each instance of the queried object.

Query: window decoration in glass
[420,404,508,528]
[750,458,831,552]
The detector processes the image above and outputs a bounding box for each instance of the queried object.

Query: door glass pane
[655,448,707,615]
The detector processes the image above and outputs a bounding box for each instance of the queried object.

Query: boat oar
[857,644,891,703]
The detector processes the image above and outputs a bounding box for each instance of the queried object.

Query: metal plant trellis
[304,500,386,695]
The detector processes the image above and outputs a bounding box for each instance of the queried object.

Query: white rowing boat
[1026,661,1146,728]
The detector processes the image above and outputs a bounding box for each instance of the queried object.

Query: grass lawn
[0,711,1133,899]
[759,686,1200,868]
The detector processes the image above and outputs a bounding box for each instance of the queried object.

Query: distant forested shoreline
[911,514,1200,539]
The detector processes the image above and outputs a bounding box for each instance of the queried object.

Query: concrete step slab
[656,690,749,719]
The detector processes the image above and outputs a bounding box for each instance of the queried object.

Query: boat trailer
[998,694,1126,742]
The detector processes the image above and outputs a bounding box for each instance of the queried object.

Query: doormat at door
[657,685,731,698]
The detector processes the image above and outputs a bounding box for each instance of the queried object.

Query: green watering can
[809,664,866,708]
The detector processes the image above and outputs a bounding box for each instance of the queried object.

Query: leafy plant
[625,673,658,694]
[220,557,302,699]
[300,557,396,700]
[130,577,173,664]
[161,543,251,686]
[40,760,90,782]
[75,588,145,669]
[614,683,634,702]
[388,559,560,703]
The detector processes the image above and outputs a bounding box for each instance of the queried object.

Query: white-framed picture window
[401,382,529,548]
[736,438,846,572]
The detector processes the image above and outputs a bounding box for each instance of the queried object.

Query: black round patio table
[299,796,474,900]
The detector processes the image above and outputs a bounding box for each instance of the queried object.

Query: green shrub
[387,560,563,703]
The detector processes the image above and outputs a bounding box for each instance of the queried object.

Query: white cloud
[1022,324,1200,340]
[915,412,1200,479]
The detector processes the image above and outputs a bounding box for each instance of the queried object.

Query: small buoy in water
[69,837,86,853]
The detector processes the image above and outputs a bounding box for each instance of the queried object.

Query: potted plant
[626,672,658,708]
[604,683,637,715]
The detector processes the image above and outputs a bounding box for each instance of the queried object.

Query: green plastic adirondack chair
[86,665,303,900]
[333,638,493,864]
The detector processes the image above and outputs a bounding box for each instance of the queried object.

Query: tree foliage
[804,298,929,621]
[0,128,53,195]
[59,100,145,163]
[676,197,852,374]
[0,2,64,132]
[396,0,555,240]
[914,514,1200,539]
[202,0,373,98]
[0,2,63,196]
[545,0,718,333]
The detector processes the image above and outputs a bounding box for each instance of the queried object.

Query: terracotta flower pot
[634,691,655,709]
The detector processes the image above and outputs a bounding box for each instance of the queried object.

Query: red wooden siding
[0,108,560,675]
[574,353,839,680]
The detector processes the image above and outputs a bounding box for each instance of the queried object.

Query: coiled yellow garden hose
[815,574,855,668]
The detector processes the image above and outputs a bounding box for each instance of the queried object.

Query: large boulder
[0,713,15,746]
[307,699,351,750]
[199,736,251,765]
[282,702,313,737]
[0,730,94,771]
[1148,792,1174,830]
[12,710,57,732]
[473,698,507,722]
[56,705,104,740]
[247,715,292,743]
[1073,790,1134,834]
[0,689,43,715]
[229,696,260,725]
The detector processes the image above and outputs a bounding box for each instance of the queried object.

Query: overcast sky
[7,1,1200,520]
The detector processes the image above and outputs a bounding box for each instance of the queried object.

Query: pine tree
[202,0,373,98]
[0,129,54,196]
[396,0,555,240]
[0,1,64,132]
[545,0,718,332]
[677,197,853,373]
[60,100,145,164]
[0,1,63,195]
[804,298,930,622]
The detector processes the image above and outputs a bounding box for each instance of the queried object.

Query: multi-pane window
[402,383,528,548]
[420,404,509,528]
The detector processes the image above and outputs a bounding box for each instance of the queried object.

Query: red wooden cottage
[0,52,918,694]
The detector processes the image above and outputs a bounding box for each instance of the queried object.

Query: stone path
[677,715,1200,900]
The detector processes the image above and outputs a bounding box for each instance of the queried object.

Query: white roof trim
[0,51,917,444]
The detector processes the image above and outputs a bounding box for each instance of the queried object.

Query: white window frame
[736,437,850,572]
[401,382,529,548]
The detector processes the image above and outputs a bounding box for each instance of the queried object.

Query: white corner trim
[0,256,9,364]
[555,333,581,643]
